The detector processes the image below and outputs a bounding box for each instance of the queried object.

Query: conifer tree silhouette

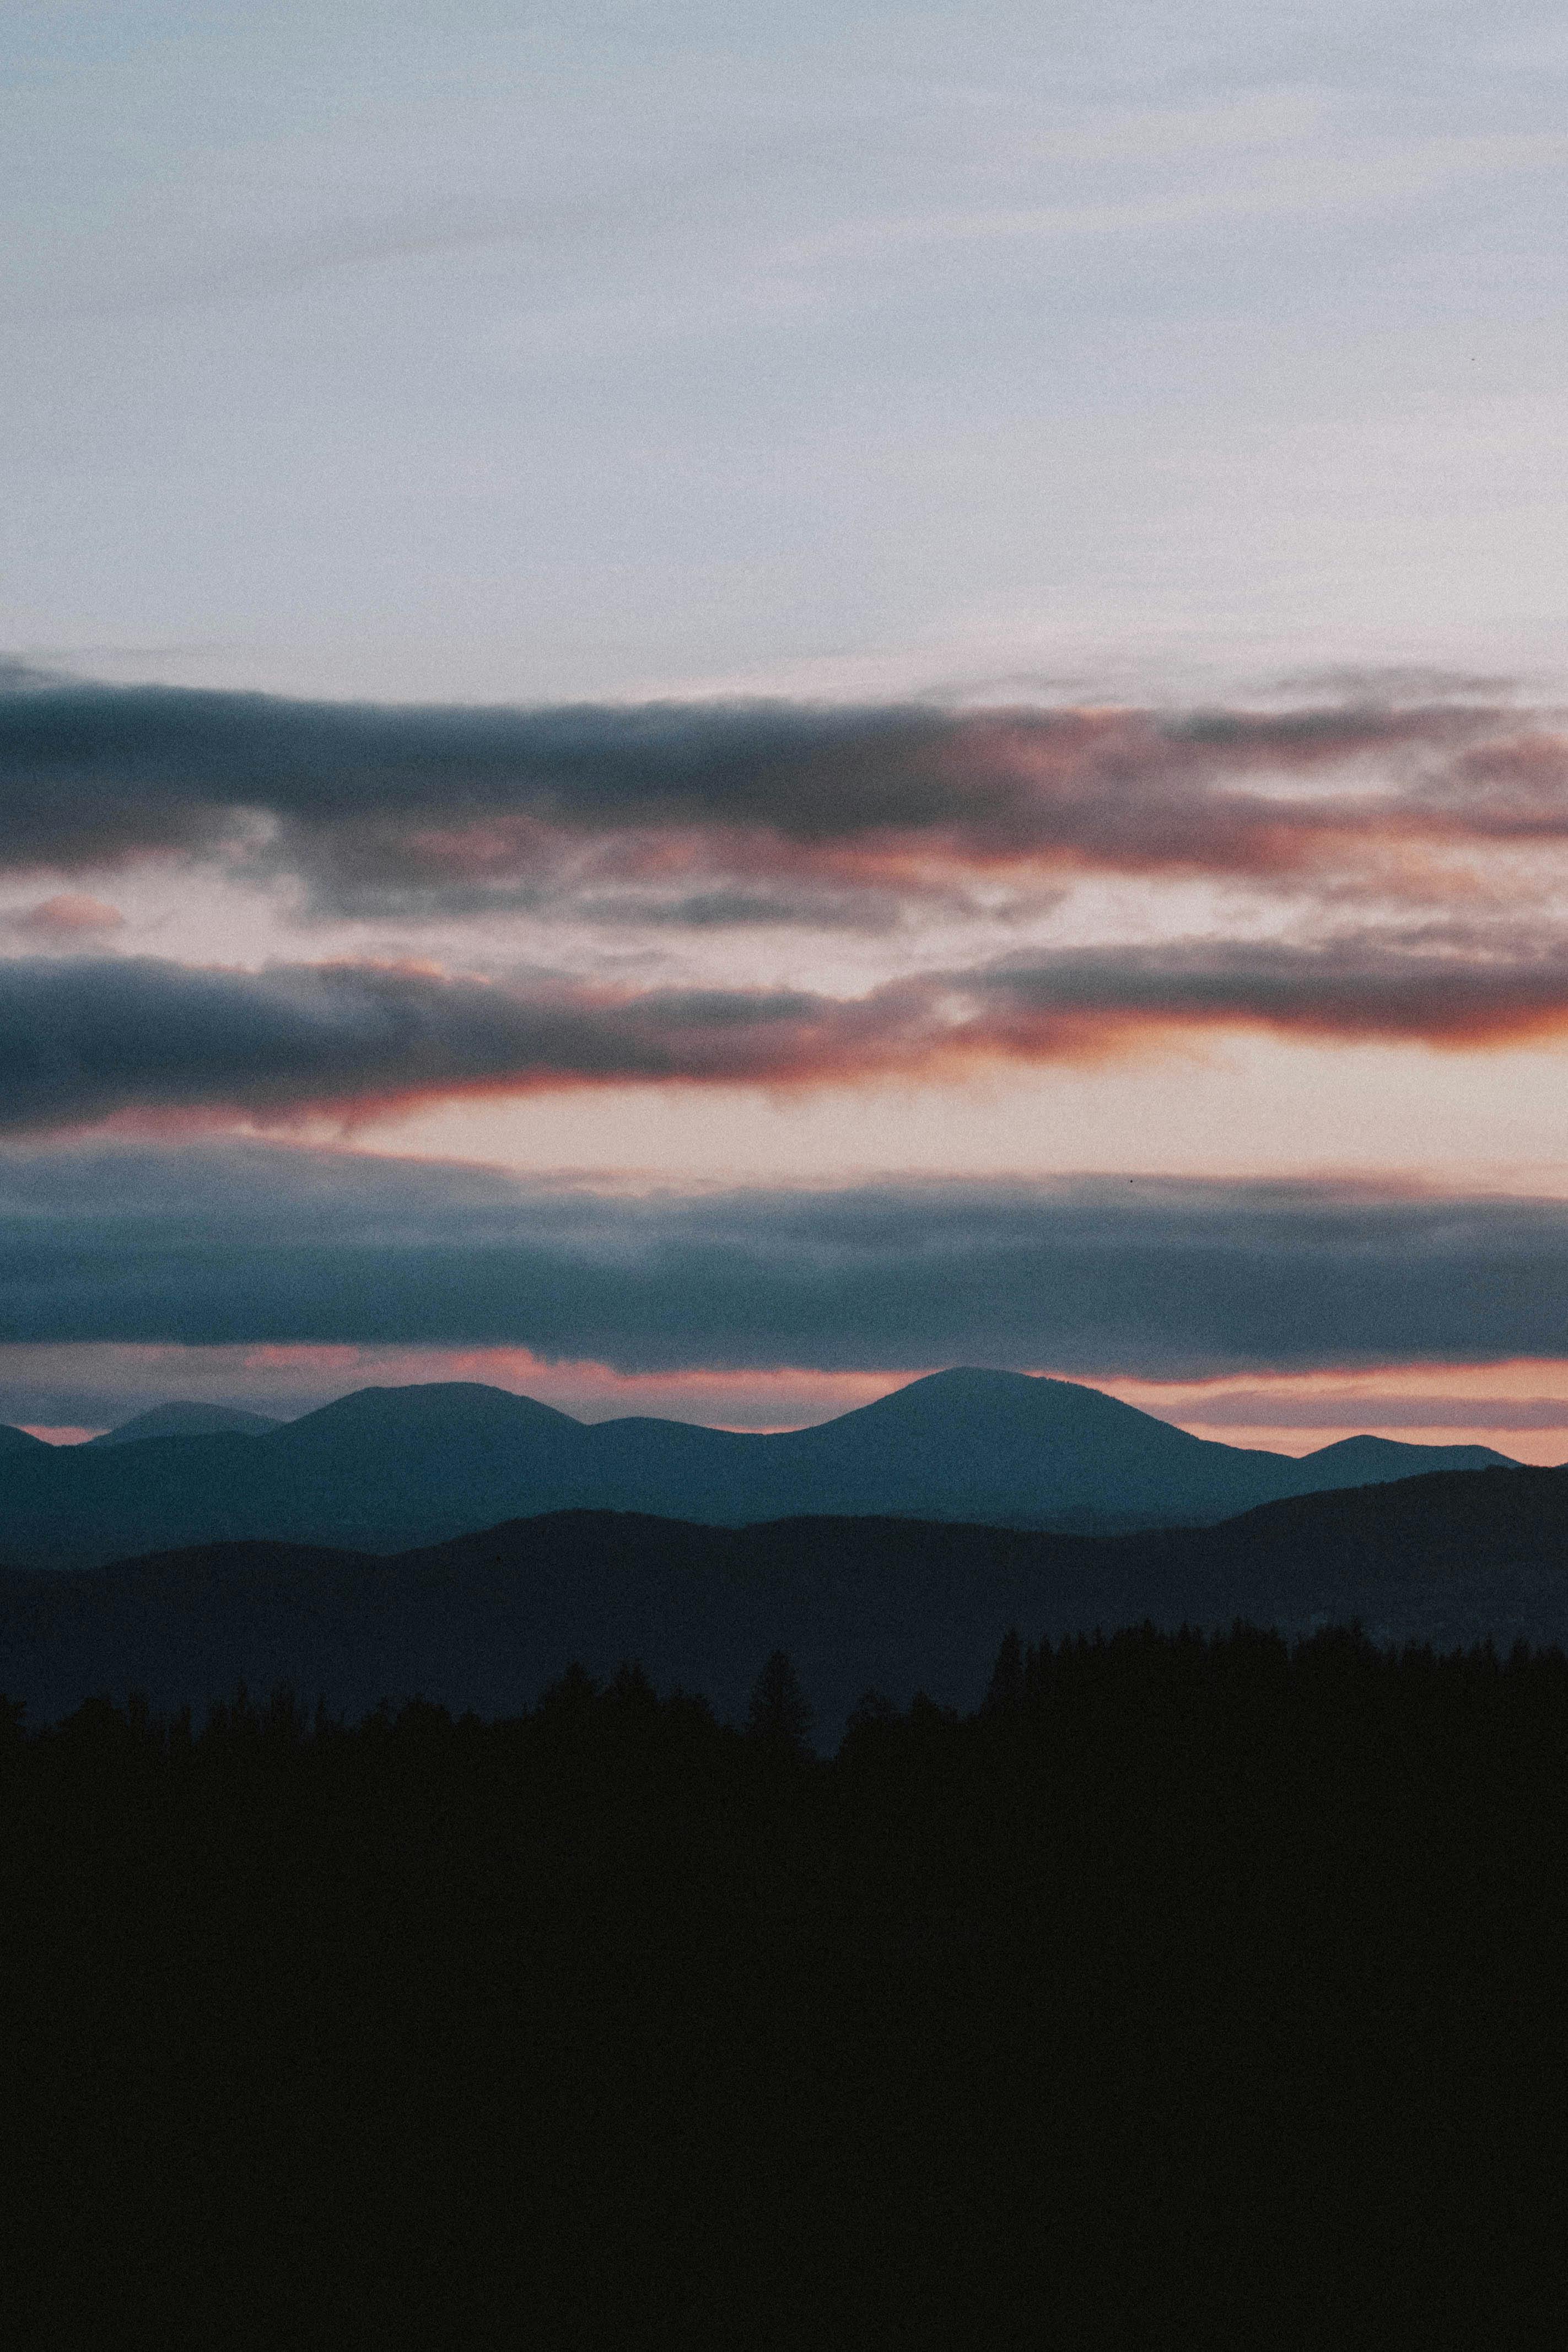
[746,1650,814,1756]
[981,1627,1025,1717]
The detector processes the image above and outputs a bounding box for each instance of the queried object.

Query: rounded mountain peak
[847,1369,1156,1429]
[284,1382,582,1442]
[89,1401,282,1447]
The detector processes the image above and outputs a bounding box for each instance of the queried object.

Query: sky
[5,1,1568,1453]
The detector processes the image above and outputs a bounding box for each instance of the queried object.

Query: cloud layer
[4,671,1567,918]
[3,1142,1568,1376]
[3,933,1568,1131]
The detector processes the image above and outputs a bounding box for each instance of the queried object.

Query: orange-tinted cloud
[973,933,1568,1052]
[8,893,124,937]
[3,931,1568,1132]
[8,671,1568,921]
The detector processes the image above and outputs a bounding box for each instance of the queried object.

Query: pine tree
[980,1627,1025,1718]
[746,1650,815,1757]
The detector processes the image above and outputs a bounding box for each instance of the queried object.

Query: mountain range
[0,1369,1518,1572]
[3,1457,1564,1737]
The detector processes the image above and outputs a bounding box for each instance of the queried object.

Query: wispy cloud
[5,894,123,940]
[773,130,1568,271]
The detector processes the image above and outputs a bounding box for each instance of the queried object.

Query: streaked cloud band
[2,1143,1566,1376]
[4,935,1568,1132]
[5,671,1567,919]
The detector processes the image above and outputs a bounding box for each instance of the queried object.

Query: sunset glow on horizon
[6,2,1568,1454]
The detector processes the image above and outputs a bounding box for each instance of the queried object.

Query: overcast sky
[6,3,1568,1449]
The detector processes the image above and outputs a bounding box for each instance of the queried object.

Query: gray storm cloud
[0,1143,1565,1375]
[2,669,1564,918]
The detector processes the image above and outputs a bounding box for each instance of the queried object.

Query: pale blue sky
[7,1,1567,702]
[8,4,1568,1447]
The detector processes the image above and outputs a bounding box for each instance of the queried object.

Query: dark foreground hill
[0,1366,1516,1570]
[4,1460,1565,1734]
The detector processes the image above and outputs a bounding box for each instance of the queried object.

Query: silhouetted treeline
[3,1624,1567,2345]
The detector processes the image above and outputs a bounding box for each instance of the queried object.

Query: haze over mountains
[0,1369,1518,1573]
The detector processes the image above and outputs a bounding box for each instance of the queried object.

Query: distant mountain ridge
[87,1402,284,1446]
[3,1458,1565,1734]
[0,1368,1520,1573]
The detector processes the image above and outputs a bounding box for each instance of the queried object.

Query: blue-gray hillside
[86,1402,283,1446]
[0,1368,1516,1572]
[1,1459,1563,1736]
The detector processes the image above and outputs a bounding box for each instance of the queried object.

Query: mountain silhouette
[1,1457,1561,1735]
[0,1368,1517,1571]
[87,1401,284,1446]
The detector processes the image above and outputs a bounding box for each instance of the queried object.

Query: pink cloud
[12,894,124,937]
[15,675,1568,922]
[11,932,1568,1137]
